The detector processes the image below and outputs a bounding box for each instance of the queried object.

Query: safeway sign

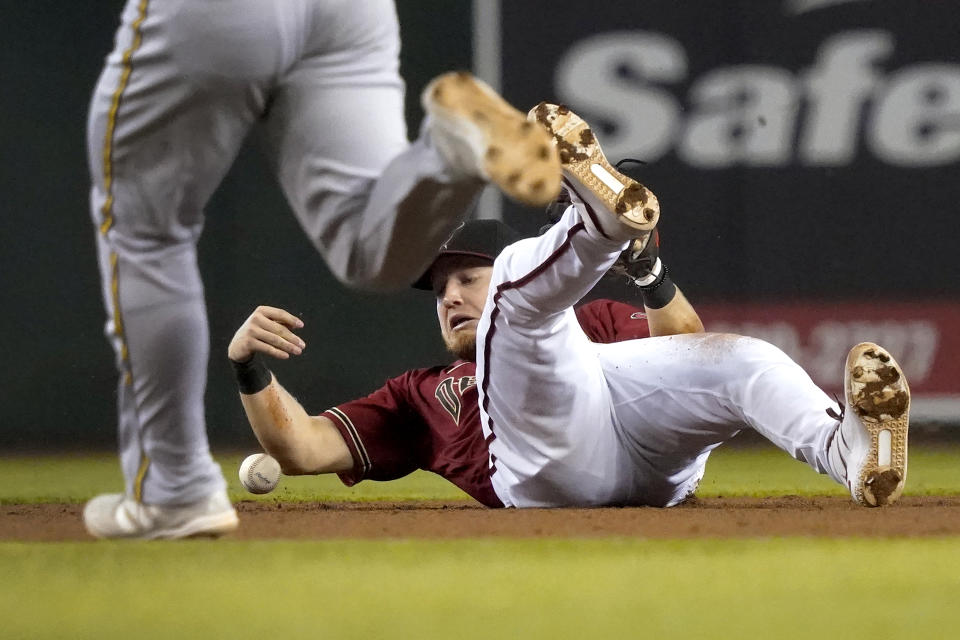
[554,29,960,167]
[501,0,960,169]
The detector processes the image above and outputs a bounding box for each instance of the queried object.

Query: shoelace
[824,395,850,483]
[825,394,846,422]
[615,158,648,171]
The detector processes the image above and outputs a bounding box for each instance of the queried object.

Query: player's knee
[696,333,794,369]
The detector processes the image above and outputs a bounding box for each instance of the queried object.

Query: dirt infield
[3,496,960,541]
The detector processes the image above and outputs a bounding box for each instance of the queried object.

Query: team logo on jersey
[435,375,477,425]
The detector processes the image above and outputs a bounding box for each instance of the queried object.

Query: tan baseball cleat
[826,342,910,507]
[529,102,659,241]
[422,71,561,207]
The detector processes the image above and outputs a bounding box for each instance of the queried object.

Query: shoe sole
[528,102,659,233]
[84,504,239,540]
[424,72,561,206]
[146,511,240,540]
[846,342,910,506]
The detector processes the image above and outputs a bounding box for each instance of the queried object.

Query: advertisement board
[699,301,960,421]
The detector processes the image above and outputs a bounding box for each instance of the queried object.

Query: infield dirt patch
[3,496,959,541]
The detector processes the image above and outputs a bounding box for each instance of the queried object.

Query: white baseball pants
[478,207,840,508]
[87,0,482,504]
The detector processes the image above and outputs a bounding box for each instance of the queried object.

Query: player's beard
[444,328,477,361]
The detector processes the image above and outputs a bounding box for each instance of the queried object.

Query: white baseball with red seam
[239,453,281,494]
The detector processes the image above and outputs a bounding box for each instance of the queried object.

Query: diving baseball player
[83,0,561,539]
[226,105,910,510]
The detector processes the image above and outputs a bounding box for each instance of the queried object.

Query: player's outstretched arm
[644,286,704,337]
[611,233,704,337]
[228,306,352,476]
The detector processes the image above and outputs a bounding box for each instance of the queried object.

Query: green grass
[3,538,959,639]
[3,444,958,504]
[0,452,472,504]
[3,447,959,638]
[698,444,960,497]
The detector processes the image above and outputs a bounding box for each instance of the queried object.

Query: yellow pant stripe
[133,454,151,503]
[108,250,134,387]
[99,0,149,236]
[109,252,125,337]
[99,0,149,390]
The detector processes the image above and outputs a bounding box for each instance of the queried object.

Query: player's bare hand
[228,306,306,362]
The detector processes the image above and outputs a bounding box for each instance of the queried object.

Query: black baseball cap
[412,219,524,290]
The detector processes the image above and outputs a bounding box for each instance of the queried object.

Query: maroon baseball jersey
[322,298,650,506]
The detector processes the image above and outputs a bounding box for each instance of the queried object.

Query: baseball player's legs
[479,210,637,507]
[597,333,840,506]
[489,207,628,317]
[86,0,286,517]
[263,0,487,290]
[92,232,223,505]
[265,0,561,290]
[263,80,484,290]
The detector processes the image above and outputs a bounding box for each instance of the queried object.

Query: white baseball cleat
[422,71,561,207]
[826,342,910,507]
[528,102,659,242]
[83,489,239,539]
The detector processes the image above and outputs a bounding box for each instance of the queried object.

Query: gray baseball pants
[87,0,482,504]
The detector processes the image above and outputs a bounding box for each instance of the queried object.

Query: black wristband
[639,263,678,310]
[230,355,273,395]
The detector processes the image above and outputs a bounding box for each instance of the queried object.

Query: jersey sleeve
[321,372,428,487]
[575,298,651,343]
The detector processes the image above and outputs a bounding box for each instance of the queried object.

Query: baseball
[238,453,282,494]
